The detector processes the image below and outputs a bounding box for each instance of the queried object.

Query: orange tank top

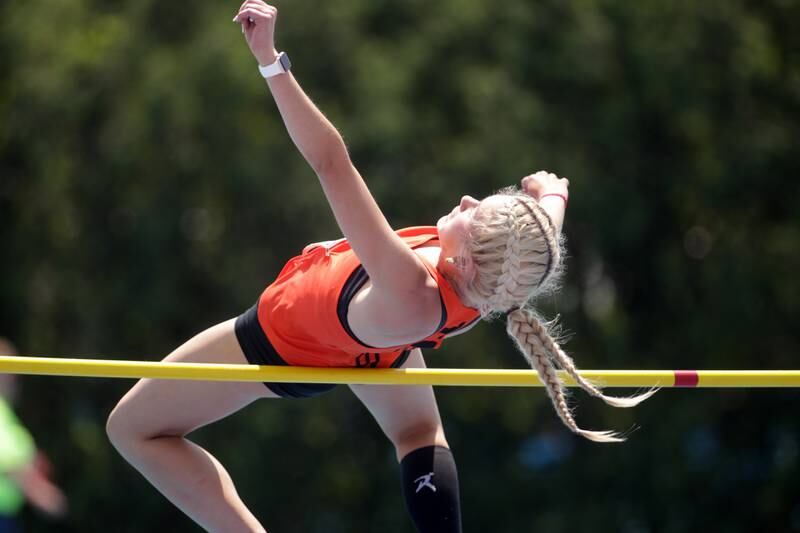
[257,226,481,368]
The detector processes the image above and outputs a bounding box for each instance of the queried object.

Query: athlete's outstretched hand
[233,0,279,66]
[521,171,570,203]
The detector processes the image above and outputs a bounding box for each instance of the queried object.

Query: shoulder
[374,261,443,333]
[347,264,444,347]
[381,278,444,341]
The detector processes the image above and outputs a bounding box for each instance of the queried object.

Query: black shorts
[234,303,337,398]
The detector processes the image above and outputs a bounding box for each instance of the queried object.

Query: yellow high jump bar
[1,356,799,388]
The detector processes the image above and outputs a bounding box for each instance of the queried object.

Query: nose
[459,195,479,211]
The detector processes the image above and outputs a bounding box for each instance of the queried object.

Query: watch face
[279,53,292,72]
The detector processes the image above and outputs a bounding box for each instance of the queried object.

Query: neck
[438,264,476,308]
[423,246,478,308]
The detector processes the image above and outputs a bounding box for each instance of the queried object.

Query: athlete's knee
[106,400,133,451]
[106,396,170,451]
[390,421,447,455]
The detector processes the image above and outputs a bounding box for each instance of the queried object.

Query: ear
[445,255,476,283]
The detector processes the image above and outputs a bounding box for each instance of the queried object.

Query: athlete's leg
[350,349,447,459]
[106,318,277,533]
[349,349,462,533]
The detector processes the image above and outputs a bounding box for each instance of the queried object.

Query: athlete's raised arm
[234,2,432,297]
[520,171,569,232]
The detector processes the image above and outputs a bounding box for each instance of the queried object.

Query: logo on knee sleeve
[414,473,437,493]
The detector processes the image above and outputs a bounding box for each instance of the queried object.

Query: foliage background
[1,0,799,531]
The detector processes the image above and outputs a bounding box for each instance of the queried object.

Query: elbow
[309,133,350,176]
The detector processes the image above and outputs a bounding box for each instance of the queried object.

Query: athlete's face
[437,194,507,260]
[437,195,480,247]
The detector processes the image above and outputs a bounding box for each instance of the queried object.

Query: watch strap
[258,52,291,78]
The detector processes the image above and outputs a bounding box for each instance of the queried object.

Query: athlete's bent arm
[235,2,434,300]
[521,171,569,232]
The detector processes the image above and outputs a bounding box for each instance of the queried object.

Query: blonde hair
[457,187,655,443]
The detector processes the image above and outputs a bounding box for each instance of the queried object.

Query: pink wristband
[540,193,568,206]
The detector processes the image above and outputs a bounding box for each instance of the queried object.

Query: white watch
[258,52,291,79]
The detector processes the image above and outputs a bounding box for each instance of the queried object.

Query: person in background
[0,338,68,533]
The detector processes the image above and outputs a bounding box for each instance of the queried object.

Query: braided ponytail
[506,308,654,442]
[455,186,655,442]
[534,322,658,409]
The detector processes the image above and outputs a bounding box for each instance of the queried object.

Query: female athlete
[106,2,654,531]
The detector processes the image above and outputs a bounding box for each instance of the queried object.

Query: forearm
[234,4,347,173]
[266,70,347,172]
[520,171,569,233]
[539,196,566,233]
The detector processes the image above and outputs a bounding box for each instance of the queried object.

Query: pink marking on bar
[674,370,699,387]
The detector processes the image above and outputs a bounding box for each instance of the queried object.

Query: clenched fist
[233,0,279,65]
[521,171,569,203]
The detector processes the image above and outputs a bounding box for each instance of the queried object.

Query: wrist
[258,51,291,79]
[257,49,279,66]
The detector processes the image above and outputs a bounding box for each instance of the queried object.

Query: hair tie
[505,306,521,318]
[540,193,568,207]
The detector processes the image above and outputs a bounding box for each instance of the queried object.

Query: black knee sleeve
[400,445,462,533]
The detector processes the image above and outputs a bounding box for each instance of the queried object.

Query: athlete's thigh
[110,317,278,439]
[349,349,445,451]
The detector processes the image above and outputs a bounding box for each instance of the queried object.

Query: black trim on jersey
[440,316,481,336]
[411,341,438,349]
[337,265,448,351]
[337,265,376,348]
[433,294,448,331]
[391,349,412,368]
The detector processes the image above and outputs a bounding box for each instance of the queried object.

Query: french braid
[506,308,625,443]
[488,202,525,309]
[456,187,656,442]
[466,198,559,315]
[534,324,658,409]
